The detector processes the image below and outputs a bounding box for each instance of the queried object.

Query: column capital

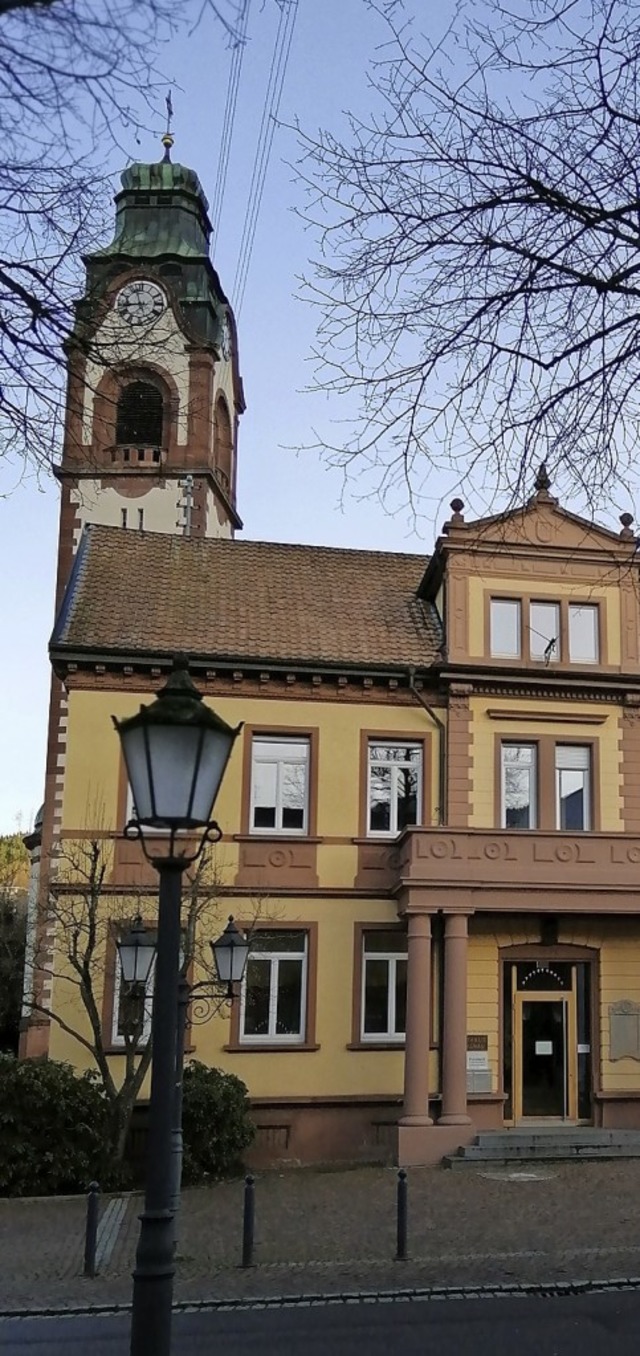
[443,913,471,938]
[395,885,436,916]
[407,912,432,938]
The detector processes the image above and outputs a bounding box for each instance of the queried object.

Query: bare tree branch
[298,0,640,514]
[0,0,244,476]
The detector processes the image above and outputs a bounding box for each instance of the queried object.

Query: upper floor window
[568,605,599,663]
[499,739,593,831]
[490,599,521,658]
[367,741,422,836]
[362,930,407,1041]
[501,743,537,829]
[529,601,559,661]
[240,929,307,1043]
[116,381,163,446]
[490,597,600,665]
[250,737,309,834]
[556,745,591,830]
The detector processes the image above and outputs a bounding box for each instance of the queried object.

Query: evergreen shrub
[0,1055,108,1196]
[181,1061,254,1184]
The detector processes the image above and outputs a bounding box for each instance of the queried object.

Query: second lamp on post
[113,658,242,1356]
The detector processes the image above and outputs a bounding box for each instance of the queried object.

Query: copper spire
[161,90,175,163]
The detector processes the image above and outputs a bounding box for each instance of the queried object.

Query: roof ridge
[85,524,427,563]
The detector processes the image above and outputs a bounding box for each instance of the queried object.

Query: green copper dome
[80,142,231,349]
[94,155,213,262]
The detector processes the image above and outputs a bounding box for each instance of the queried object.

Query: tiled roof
[52,525,442,671]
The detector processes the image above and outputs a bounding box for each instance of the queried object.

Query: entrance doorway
[502,959,592,1123]
[515,992,576,1119]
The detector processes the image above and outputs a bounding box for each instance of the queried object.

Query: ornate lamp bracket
[124,818,223,869]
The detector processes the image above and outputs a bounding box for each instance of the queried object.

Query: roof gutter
[407,666,446,826]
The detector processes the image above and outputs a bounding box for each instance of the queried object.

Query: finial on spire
[161,90,174,163]
[535,461,551,494]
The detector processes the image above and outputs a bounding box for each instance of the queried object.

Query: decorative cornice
[444,668,640,704]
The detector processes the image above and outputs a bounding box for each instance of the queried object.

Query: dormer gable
[418,467,640,675]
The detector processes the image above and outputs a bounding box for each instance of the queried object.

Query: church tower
[55,133,244,604]
[20,139,244,1059]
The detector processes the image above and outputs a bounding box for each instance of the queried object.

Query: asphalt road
[2,1291,640,1355]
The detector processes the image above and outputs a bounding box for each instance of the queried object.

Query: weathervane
[162,91,174,162]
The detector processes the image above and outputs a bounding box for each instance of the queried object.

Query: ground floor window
[362,931,407,1040]
[240,929,308,1043]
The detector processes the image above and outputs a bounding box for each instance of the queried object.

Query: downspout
[407,665,446,826]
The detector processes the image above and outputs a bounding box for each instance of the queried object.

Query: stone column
[439,913,471,1125]
[400,913,433,1126]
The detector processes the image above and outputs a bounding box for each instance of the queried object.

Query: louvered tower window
[116,381,163,446]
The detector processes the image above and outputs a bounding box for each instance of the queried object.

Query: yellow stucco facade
[24,465,640,1169]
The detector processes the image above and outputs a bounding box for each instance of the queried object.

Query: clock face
[116,281,166,327]
[220,313,232,360]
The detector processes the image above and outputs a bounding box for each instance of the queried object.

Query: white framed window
[529,601,560,661]
[556,745,591,830]
[111,954,154,1047]
[501,743,537,829]
[569,605,599,663]
[362,931,407,1041]
[250,737,310,834]
[490,599,521,658]
[367,741,422,836]
[240,930,307,1043]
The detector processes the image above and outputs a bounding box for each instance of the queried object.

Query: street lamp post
[170,917,250,1238]
[113,659,241,1356]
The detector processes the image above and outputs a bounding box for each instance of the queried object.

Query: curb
[3,1273,640,1320]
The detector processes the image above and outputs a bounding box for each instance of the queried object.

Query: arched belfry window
[214,395,233,490]
[116,381,164,447]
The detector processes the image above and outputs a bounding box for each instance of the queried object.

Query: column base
[396,1121,475,1167]
[398,1113,433,1128]
[438,1113,472,1126]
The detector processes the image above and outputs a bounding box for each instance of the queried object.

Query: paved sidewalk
[3,1160,640,1312]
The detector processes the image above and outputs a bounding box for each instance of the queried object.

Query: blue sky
[2,0,630,833]
[0,0,449,833]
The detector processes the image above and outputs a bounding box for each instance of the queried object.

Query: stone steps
[443,1128,640,1170]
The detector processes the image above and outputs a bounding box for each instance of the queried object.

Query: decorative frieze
[396,827,640,913]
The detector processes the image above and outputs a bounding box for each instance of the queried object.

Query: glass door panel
[521,999,566,1117]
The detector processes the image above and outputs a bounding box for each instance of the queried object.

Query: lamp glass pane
[189,726,234,822]
[229,939,250,983]
[213,925,249,984]
[141,724,234,825]
[118,936,156,985]
[121,725,153,821]
[142,725,202,823]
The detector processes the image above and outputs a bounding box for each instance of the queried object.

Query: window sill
[347,1040,405,1051]
[347,1041,440,1052]
[224,1041,320,1053]
[351,835,403,845]
[234,834,322,844]
[103,1043,149,1055]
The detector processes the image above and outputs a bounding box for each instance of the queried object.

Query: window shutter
[556,745,590,770]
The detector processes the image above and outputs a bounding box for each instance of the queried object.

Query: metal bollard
[241,1174,255,1268]
[396,1168,408,1261]
[83,1181,100,1278]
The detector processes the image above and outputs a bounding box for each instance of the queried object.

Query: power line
[232,0,299,318]
[211,0,252,246]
